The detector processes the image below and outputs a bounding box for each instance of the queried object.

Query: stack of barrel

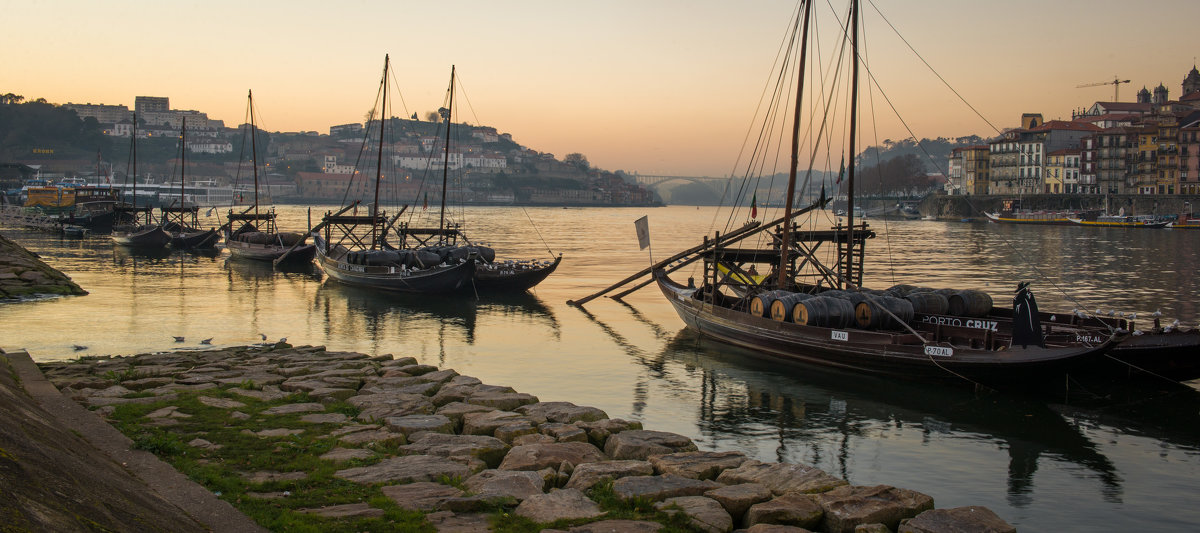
[885,285,993,318]
[746,284,994,332]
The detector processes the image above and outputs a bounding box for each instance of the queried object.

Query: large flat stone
[385,414,455,437]
[565,460,655,491]
[464,469,546,501]
[462,409,529,436]
[514,488,604,523]
[604,430,698,460]
[715,460,847,495]
[898,506,1015,533]
[746,493,823,530]
[499,442,607,471]
[517,401,609,423]
[296,502,383,518]
[467,391,540,411]
[337,428,405,447]
[319,447,376,463]
[334,454,470,485]
[815,485,934,533]
[612,474,722,502]
[705,483,773,525]
[564,521,663,532]
[399,433,510,468]
[262,402,325,415]
[577,418,644,448]
[649,451,746,480]
[655,496,733,533]
[380,481,464,511]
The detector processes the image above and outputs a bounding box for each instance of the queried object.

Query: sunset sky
[5,0,1199,176]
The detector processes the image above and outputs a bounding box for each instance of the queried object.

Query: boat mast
[372,54,389,250]
[180,116,187,227]
[777,0,812,290]
[248,90,260,222]
[843,0,860,289]
[440,65,455,240]
[132,113,138,211]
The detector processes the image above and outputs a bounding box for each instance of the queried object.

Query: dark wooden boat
[224,91,316,266]
[313,56,478,295]
[385,66,560,293]
[161,118,219,250]
[111,117,171,249]
[634,0,1120,387]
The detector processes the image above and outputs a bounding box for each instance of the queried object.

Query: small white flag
[634,215,650,250]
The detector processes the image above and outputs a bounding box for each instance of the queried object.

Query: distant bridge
[633,174,729,187]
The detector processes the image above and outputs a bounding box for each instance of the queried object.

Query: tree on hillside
[425,111,441,123]
[564,153,589,172]
[853,153,927,195]
[1,93,25,105]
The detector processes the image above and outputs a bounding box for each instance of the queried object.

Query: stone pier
[1,344,1017,532]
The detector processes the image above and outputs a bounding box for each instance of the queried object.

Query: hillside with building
[946,66,1200,197]
[0,94,658,207]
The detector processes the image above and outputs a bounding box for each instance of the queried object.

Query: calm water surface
[3,205,1199,531]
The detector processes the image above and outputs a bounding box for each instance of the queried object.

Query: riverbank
[6,343,1014,532]
[0,231,86,299]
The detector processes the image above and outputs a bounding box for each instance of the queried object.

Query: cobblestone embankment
[14,344,1017,532]
[0,231,86,299]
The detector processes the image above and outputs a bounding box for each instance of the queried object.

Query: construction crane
[1077,76,1131,102]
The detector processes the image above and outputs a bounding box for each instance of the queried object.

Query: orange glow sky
[5,0,1199,176]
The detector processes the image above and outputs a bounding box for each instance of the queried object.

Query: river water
[3,204,1199,531]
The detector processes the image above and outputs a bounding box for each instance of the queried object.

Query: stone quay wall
[915,194,1200,219]
[14,344,1016,532]
[0,231,86,299]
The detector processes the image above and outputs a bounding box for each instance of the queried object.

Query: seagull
[1129,312,1137,320]
[173,336,185,342]
[73,345,87,351]
[200,338,212,345]
[258,333,267,341]
[1106,310,1116,317]
[1171,319,1180,328]
[1152,308,1163,318]
[278,337,287,344]
[1049,315,1057,322]
[1116,311,1125,318]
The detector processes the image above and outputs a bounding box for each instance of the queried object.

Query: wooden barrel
[750,290,794,318]
[769,293,815,322]
[854,296,915,330]
[794,297,856,328]
[905,292,949,315]
[933,288,959,298]
[887,284,918,297]
[947,290,993,317]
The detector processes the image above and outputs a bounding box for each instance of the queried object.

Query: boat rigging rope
[520,206,555,257]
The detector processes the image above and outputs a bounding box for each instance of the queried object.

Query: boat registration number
[340,263,366,273]
[924,345,953,357]
[831,331,848,341]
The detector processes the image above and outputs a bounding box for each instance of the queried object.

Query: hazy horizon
[6,0,1199,176]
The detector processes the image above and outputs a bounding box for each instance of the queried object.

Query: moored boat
[224,91,316,266]
[161,118,220,250]
[1067,214,1169,228]
[313,55,478,294]
[387,66,561,293]
[111,114,171,249]
[640,0,1121,388]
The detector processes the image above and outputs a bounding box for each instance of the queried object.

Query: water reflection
[648,329,1143,507]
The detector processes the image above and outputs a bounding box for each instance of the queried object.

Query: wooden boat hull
[655,271,1116,386]
[169,228,220,249]
[227,239,317,265]
[1067,218,1169,229]
[983,212,1076,225]
[316,247,476,294]
[111,225,171,249]
[475,255,562,292]
[1106,330,1200,382]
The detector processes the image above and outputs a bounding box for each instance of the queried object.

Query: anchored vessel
[224,91,316,266]
[644,0,1119,386]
